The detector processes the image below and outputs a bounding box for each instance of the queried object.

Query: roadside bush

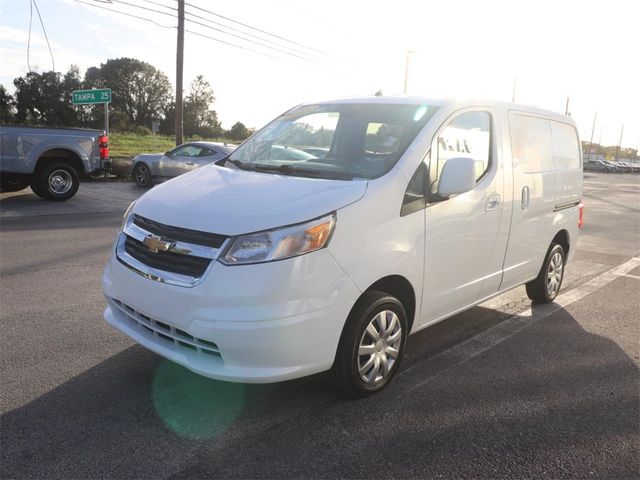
[129,125,152,136]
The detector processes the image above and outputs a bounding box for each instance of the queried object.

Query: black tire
[525,243,566,304]
[333,290,408,397]
[31,163,79,201]
[0,175,30,193]
[133,163,153,188]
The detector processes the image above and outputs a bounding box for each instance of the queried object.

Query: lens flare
[152,360,245,440]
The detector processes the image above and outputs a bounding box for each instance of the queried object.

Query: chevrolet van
[102,97,583,396]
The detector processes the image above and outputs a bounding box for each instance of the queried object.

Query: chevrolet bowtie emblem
[142,234,175,253]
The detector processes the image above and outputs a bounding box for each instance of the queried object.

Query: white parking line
[620,273,640,280]
[397,256,640,393]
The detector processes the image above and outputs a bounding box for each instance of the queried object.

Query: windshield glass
[228,103,439,180]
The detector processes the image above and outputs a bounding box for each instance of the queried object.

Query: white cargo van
[102,97,583,396]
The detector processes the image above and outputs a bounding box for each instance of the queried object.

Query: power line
[139,0,175,11]
[184,9,333,65]
[183,1,349,63]
[109,0,334,66]
[185,16,328,65]
[185,29,317,69]
[73,0,175,28]
[109,0,175,18]
[32,0,55,71]
[79,0,329,69]
[27,0,33,73]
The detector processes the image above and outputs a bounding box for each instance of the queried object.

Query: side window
[173,145,203,157]
[509,113,552,172]
[436,111,491,185]
[198,148,215,157]
[550,121,580,170]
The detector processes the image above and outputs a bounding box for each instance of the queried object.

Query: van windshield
[227,103,439,180]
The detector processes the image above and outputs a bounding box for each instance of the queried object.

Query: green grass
[109,133,237,158]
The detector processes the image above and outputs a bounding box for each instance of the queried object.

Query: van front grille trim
[116,214,229,287]
[107,296,222,358]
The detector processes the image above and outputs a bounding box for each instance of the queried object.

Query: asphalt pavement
[0,173,638,479]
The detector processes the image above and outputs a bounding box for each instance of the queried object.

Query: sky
[0,0,638,149]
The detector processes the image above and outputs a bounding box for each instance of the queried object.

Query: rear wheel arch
[35,148,85,176]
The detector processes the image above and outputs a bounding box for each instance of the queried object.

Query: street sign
[72,88,111,105]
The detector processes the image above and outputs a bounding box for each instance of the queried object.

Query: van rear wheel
[333,291,408,397]
[526,243,565,304]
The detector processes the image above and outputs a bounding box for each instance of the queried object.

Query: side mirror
[165,151,172,156]
[436,157,476,197]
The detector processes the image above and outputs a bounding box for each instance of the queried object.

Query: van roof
[306,95,574,124]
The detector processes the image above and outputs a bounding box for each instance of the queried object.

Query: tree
[0,85,16,123]
[84,58,172,129]
[160,75,222,137]
[184,75,222,137]
[227,121,251,141]
[13,68,81,126]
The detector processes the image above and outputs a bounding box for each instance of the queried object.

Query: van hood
[134,164,367,236]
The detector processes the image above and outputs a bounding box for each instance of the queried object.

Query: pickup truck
[0,125,109,200]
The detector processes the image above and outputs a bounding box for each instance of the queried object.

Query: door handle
[485,194,500,211]
[521,186,530,210]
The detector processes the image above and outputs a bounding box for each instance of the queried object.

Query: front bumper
[102,247,360,383]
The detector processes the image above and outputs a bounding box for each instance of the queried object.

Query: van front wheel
[333,291,408,397]
[526,243,565,304]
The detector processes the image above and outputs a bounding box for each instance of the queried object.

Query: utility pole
[587,112,597,161]
[615,125,624,161]
[511,77,517,103]
[403,49,415,94]
[598,126,603,146]
[175,0,184,146]
[565,97,570,115]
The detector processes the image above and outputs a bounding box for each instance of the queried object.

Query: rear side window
[509,113,553,173]
[550,121,581,170]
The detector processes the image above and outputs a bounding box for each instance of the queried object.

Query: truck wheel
[0,175,30,193]
[31,163,79,201]
[133,163,153,188]
[333,291,408,397]
[526,243,565,304]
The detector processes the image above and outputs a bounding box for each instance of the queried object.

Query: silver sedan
[131,141,236,187]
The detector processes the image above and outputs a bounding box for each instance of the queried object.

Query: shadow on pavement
[1,306,638,479]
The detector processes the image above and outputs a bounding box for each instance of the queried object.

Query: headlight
[220,213,336,265]
[119,200,136,232]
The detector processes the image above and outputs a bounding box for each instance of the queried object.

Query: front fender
[131,155,162,176]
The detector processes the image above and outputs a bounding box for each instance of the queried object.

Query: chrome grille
[124,235,210,277]
[116,213,229,287]
[133,214,226,248]
[108,297,221,358]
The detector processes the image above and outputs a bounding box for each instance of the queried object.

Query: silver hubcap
[358,310,402,385]
[48,169,73,194]
[547,251,564,296]
[136,165,149,184]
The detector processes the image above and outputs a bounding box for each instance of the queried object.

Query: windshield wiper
[251,164,354,180]
[218,157,257,171]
